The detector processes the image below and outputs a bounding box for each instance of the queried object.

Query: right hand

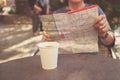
[41,31,53,42]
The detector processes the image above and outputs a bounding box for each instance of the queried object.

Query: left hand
[94,15,110,38]
[41,31,53,42]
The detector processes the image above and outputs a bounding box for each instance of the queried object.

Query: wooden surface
[0,54,120,80]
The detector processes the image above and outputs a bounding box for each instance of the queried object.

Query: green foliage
[0,4,2,8]
[0,0,3,12]
[0,0,3,8]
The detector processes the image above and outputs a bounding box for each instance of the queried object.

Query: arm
[28,0,42,14]
[34,4,42,14]
[94,15,115,47]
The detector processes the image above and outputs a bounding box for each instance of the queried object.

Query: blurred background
[0,0,119,29]
[0,0,120,62]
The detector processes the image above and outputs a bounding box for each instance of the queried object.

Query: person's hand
[41,31,53,42]
[34,4,42,14]
[94,15,115,46]
[94,15,110,38]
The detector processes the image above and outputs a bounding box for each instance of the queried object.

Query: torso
[53,4,104,15]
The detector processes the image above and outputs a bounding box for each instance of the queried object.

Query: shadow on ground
[0,24,42,63]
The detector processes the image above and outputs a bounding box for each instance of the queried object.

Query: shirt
[54,4,104,15]
[38,0,49,6]
[28,0,37,10]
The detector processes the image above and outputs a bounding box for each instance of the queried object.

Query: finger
[41,35,53,42]
[94,15,105,25]
[98,25,108,34]
[99,26,105,31]
[42,32,51,38]
[95,18,106,28]
[95,19,109,31]
[98,23,109,36]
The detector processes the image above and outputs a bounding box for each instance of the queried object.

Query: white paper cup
[37,42,59,70]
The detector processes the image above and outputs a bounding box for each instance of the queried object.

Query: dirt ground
[0,23,42,63]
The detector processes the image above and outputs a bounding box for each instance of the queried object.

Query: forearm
[34,4,42,13]
[101,31,115,47]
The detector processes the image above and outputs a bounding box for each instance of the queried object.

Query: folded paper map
[40,5,99,54]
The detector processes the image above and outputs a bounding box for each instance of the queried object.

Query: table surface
[0,54,120,80]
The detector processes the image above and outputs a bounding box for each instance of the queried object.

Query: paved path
[0,23,42,63]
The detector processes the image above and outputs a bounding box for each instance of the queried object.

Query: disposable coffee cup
[37,42,59,70]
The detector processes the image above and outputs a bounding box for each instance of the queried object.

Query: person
[28,0,44,36]
[8,0,16,14]
[0,0,7,12]
[42,0,115,55]
[38,0,50,14]
[1,0,7,6]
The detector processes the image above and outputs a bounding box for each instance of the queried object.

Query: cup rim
[37,42,59,48]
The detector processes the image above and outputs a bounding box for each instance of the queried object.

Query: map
[40,5,99,54]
